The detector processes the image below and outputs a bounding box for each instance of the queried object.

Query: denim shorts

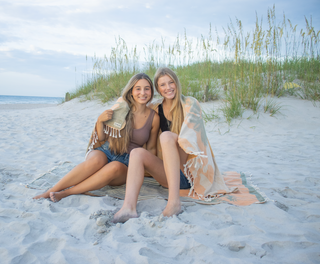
[95,141,130,167]
[180,170,191,189]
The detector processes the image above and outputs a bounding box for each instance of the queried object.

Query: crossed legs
[33,150,128,202]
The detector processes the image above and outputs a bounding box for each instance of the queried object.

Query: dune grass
[68,6,319,122]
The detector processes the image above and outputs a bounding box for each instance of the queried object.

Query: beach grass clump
[263,97,283,116]
[202,107,219,124]
[69,5,319,121]
[221,88,245,124]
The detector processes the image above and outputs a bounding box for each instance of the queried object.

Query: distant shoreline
[0,95,63,105]
[0,103,58,110]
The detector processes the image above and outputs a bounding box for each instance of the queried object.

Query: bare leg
[114,132,188,222]
[33,150,107,199]
[50,161,128,202]
[113,148,167,223]
[159,131,188,217]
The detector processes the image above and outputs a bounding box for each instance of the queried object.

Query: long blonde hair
[154,67,184,135]
[108,73,154,154]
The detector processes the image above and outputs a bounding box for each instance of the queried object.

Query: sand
[0,96,319,264]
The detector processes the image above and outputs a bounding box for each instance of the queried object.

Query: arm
[146,112,160,156]
[96,109,113,142]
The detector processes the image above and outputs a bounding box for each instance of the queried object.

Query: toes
[50,192,57,203]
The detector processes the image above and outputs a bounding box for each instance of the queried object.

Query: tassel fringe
[86,124,122,159]
[106,125,120,139]
[245,172,271,203]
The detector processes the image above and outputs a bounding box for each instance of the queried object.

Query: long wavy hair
[154,67,184,135]
[108,73,154,154]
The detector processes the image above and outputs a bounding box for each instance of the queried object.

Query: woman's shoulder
[148,98,163,112]
[148,107,159,118]
[147,107,156,116]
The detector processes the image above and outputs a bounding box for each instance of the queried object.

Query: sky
[0,0,319,97]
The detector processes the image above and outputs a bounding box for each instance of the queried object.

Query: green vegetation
[68,6,319,122]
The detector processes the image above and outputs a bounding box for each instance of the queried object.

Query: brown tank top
[127,109,156,153]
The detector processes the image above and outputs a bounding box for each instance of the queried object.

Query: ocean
[0,95,64,104]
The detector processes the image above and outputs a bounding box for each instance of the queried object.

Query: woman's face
[131,79,152,105]
[157,75,177,100]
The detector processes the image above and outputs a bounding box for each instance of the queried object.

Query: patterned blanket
[149,95,237,201]
[25,162,266,205]
[86,97,129,153]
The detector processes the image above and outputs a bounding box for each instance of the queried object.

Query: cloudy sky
[0,0,319,97]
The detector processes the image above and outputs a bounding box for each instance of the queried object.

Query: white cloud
[0,1,180,57]
[2,0,318,59]
[0,0,319,97]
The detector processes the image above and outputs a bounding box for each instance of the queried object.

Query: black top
[158,104,171,132]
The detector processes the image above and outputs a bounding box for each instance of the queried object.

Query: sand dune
[0,96,319,263]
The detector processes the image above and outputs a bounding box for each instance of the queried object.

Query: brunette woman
[33,73,159,202]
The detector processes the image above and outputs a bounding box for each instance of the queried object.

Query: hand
[98,109,113,123]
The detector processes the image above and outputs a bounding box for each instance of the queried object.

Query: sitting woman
[33,73,159,202]
[114,67,232,223]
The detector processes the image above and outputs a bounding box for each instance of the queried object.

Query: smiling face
[131,78,152,105]
[157,75,177,100]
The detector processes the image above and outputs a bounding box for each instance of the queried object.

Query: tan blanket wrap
[149,95,237,201]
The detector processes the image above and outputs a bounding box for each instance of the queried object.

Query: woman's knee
[129,148,148,160]
[108,161,127,174]
[129,148,151,166]
[108,161,127,171]
[86,151,107,168]
[160,131,178,145]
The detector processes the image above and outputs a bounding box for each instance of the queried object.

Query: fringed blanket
[86,97,129,153]
[25,162,266,205]
[149,95,238,201]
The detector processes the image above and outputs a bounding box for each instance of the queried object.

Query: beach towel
[24,162,266,205]
[90,171,266,205]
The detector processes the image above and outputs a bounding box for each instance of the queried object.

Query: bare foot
[49,192,65,203]
[33,191,50,200]
[113,208,138,223]
[162,201,182,217]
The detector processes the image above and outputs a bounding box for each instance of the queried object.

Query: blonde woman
[114,67,231,223]
[33,73,159,202]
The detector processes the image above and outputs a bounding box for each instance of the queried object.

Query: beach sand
[0,97,319,263]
